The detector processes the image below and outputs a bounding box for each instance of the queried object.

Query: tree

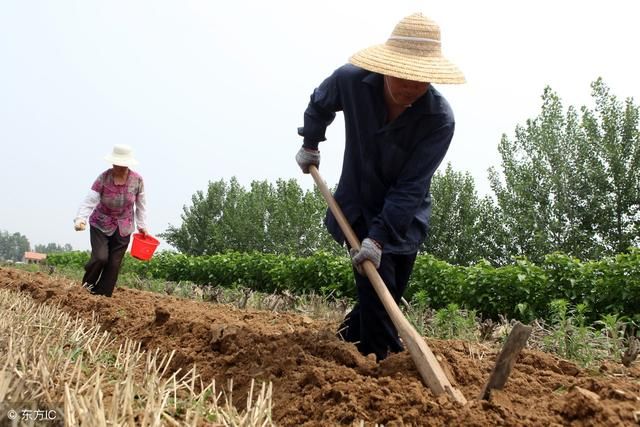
[0,230,30,261]
[581,79,640,254]
[162,179,228,255]
[266,179,335,255]
[162,178,338,256]
[423,163,507,265]
[34,243,73,254]
[489,79,640,261]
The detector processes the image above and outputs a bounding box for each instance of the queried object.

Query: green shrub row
[47,249,640,322]
[48,251,355,298]
[409,250,640,322]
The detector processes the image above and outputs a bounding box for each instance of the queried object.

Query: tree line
[0,231,30,261]
[164,79,639,265]
[162,179,338,257]
[0,230,73,261]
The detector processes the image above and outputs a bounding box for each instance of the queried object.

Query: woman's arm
[135,180,148,233]
[74,189,100,229]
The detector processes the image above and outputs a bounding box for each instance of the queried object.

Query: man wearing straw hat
[296,13,464,360]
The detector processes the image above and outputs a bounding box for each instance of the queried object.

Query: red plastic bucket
[131,233,160,261]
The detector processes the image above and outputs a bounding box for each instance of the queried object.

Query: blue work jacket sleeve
[297,70,342,150]
[368,122,454,247]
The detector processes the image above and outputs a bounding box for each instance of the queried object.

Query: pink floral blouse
[89,169,145,237]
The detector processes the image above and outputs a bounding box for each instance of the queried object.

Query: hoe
[308,165,467,405]
[309,165,533,406]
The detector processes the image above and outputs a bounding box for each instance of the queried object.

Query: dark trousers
[338,220,418,360]
[82,226,130,297]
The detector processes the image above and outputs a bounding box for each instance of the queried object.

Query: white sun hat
[349,12,465,84]
[104,144,139,167]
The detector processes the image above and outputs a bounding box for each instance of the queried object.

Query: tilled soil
[1,267,639,426]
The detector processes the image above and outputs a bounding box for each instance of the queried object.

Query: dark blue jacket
[299,64,455,254]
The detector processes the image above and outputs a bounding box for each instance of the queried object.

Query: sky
[1,0,639,252]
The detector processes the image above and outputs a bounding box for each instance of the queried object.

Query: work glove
[349,238,382,275]
[74,218,86,231]
[295,147,320,174]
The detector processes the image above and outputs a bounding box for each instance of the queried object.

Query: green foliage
[489,79,640,262]
[428,303,477,340]
[408,255,466,307]
[160,178,339,257]
[406,249,640,323]
[595,313,630,360]
[47,251,90,267]
[424,163,508,265]
[48,250,356,299]
[0,229,30,261]
[464,258,548,320]
[47,248,640,324]
[541,300,605,367]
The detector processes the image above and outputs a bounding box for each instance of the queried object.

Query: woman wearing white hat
[74,144,148,297]
[296,13,464,360]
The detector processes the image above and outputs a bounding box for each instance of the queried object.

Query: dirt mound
[1,268,639,426]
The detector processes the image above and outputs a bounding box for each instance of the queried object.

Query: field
[1,267,639,426]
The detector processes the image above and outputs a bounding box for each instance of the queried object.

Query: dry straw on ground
[0,288,273,426]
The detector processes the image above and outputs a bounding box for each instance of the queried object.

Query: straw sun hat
[349,12,465,84]
[104,144,139,167]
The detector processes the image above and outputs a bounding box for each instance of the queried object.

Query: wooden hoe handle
[308,165,467,405]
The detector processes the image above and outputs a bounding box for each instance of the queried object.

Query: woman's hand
[74,219,86,231]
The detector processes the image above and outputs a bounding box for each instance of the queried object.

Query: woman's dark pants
[82,226,130,297]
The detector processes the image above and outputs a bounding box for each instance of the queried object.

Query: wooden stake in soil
[308,165,467,405]
[479,321,532,400]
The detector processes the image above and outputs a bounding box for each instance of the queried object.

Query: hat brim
[104,155,138,167]
[349,44,465,84]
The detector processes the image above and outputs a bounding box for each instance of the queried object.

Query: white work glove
[74,218,86,231]
[295,147,320,174]
[349,238,382,275]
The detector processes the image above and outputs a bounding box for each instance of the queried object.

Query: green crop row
[47,248,640,323]
[48,251,355,298]
[407,251,640,323]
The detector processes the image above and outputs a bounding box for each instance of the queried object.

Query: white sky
[1,0,639,251]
